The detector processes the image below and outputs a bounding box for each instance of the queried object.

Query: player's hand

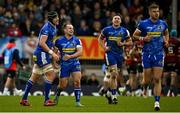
[117,41,124,47]
[22,66,26,70]
[103,46,111,52]
[143,35,152,42]
[52,52,59,61]
[63,54,72,61]
[164,41,169,48]
[53,62,59,69]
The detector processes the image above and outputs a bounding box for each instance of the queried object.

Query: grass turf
[0,96,180,112]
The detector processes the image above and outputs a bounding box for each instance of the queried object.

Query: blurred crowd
[0,0,178,38]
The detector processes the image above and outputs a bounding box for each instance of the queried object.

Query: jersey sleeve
[163,21,168,30]
[101,27,108,39]
[55,39,60,49]
[137,21,144,32]
[76,38,82,48]
[41,27,49,36]
[125,29,130,37]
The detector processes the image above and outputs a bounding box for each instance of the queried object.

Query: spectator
[87,73,99,86]
[7,23,22,37]
[91,21,101,36]
[0,17,6,38]
[23,31,38,67]
[81,67,88,85]
[76,20,91,36]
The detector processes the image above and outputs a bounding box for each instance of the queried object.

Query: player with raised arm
[133,3,169,111]
[20,11,59,106]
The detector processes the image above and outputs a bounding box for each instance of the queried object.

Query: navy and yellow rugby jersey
[33,21,57,67]
[35,22,57,52]
[101,25,130,54]
[55,35,82,63]
[137,18,168,54]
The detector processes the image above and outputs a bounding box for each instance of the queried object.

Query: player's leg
[43,64,57,106]
[109,65,118,104]
[99,71,111,96]
[104,53,118,104]
[169,71,177,96]
[54,65,70,105]
[8,71,23,96]
[129,65,138,96]
[54,77,68,104]
[12,77,23,96]
[141,53,153,97]
[3,76,12,95]
[20,64,41,106]
[3,70,13,95]
[152,67,163,111]
[142,68,152,97]
[72,71,84,107]
[117,68,125,87]
[152,53,165,111]
[101,71,112,104]
[130,74,137,96]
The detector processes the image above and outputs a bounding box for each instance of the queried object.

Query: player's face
[149,8,159,20]
[65,24,74,36]
[52,16,59,25]
[112,16,121,27]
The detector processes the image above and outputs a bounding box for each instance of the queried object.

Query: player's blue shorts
[60,61,81,78]
[105,52,123,68]
[142,52,164,69]
[33,51,51,67]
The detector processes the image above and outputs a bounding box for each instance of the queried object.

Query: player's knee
[170,72,177,77]
[142,79,150,85]
[59,83,67,89]
[154,78,161,84]
[111,75,117,80]
[74,80,81,88]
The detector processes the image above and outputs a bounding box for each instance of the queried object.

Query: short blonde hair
[148,3,159,11]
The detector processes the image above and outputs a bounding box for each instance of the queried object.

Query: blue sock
[74,88,81,102]
[44,80,52,102]
[111,89,117,95]
[22,80,33,100]
[154,96,160,102]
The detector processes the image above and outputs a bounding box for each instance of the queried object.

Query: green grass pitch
[0,96,180,112]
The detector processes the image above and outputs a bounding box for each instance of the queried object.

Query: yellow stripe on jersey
[109,36,121,41]
[147,32,161,37]
[62,48,76,51]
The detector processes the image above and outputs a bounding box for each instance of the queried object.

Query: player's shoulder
[120,26,128,31]
[56,36,65,43]
[41,22,49,29]
[103,25,112,30]
[158,19,166,23]
[73,35,81,41]
[139,19,149,24]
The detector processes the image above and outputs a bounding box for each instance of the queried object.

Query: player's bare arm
[163,29,169,48]
[133,29,152,42]
[117,37,133,46]
[52,47,60,69]
[98,33,110,52]
[63,46,82,61]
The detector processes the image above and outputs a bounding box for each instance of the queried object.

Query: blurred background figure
[163,29,180,97]
[87,73,99,86]
[23,31,38,68]
[2,38,25,96]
